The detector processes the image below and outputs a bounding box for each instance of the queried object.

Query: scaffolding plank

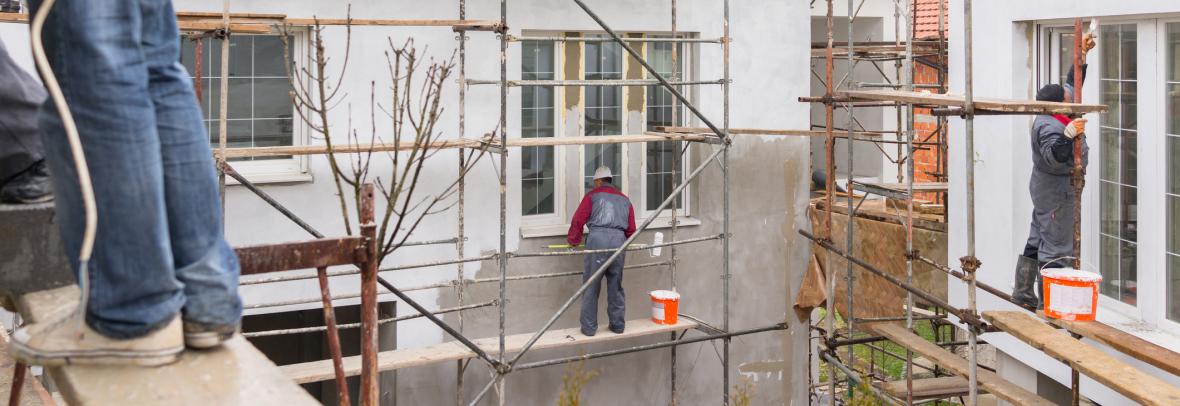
[1044,315,1180,378]
[16,287,317,406]
[282,319,698,384]
[655,126,887,140]
[983,311,1180,405]
[221,134,712,158]
[838,90,1108,115]
[871,323,1055,406]
[879,376,977,401]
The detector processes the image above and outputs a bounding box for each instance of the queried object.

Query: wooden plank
[859,182,948,193]
[284,18,501,30]
[871,323,1056,406]
[235,237,368,275]
[983,311,1180,405]
[656,126,887,140]
[282,319,697,384]
[176,11,287,20]
[0,12,271,33]
[879,376,976,401]
[222,134,712,158]
[1045,316,1180,378]
[839,90,1108,115]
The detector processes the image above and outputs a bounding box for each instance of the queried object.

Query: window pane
[1170,85,1180,136]
[584,39,623,191]
[1100,235,1119,297]
[1058,32,1075,85]
[254,119,293,147]
[644,40,685,211]
[1100,181,1118,236]
[1120,240,1137,305]
[1170,136,1180,195]
[1121,25,1137,80]
[1120,185,1136,242]
[1099,128,1118,182]
[520,41,556,216]
[1120,131,1136,185]
[254,79,294,119]
[1170,24,1180,81]
[253,36,290,77]
[1121,81,1137,129]
[1169,254,1180,321]
[1100,27,1119,79]
[228,36,252,78]
[1100,81,1119,127]
[1169,195,1179,255]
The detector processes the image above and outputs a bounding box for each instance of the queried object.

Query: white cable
[30,0,97,321]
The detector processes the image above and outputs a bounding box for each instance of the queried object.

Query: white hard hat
[592,166,613,180]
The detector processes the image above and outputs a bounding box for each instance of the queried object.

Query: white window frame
[639,34,694,220]
[520,33,566,228]
[183,30,313,184]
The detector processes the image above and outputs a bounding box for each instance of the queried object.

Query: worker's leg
[1012,222,1041,308]
[580,247,605,336]
[0,39,51,203]
[604,230,627,333]
[140,0,242,345]
[29,0,183,338]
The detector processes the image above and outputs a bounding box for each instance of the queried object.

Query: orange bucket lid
[650,290,680,300]
[1040,267,1102,282]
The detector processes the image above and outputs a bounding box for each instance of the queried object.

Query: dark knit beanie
[1036,84,1065,102]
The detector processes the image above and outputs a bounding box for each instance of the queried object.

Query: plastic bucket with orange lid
[650,290,680,325]
[1040,267,1102,321]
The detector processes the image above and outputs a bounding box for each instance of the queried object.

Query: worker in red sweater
[568,166,636,336]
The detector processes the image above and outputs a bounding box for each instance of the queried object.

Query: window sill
[520,216,701,239]
[1094,306,1180,354]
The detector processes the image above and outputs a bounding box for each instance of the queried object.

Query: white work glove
[1064,118,1087,139]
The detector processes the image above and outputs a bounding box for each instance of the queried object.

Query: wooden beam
[838,90,1108,115]
[283,18,503,31]
[871,323,1056,406]
[281,319,697,384]
[879,376,978,401]
[983,311,1180,405]
[221,133,712,158]
[1044,315,1180,378]
[657,126,886,139]
[1,12,272,33]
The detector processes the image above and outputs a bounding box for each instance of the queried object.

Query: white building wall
[947,1,1180,404]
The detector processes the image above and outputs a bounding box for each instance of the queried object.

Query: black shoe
[581,327,596,337]
[1,161,52,204]
[609,326,624,334]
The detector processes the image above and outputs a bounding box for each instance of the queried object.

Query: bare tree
[283,15,492,263]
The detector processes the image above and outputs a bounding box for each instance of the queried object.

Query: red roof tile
[914,0,948,40]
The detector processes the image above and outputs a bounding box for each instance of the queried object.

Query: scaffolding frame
[165,0,789,405]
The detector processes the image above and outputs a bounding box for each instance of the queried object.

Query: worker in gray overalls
[567,166,637,336]
[1012,33,1094,309]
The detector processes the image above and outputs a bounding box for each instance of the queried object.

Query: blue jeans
[580,228,626,333]
[31,0,241,339]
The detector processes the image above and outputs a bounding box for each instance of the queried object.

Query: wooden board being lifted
[221,133,713,158]
[281,319,697,384]
[871,323,1055,406]
[983,311,1180,406]
[878,376,976,401]
[838,89,1108,115]
[1044,315,1180,378]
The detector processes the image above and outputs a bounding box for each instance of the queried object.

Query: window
[180,34,307,182]
[1166,23,1180,322]
[521,41,557,216]
[516,32,694,227]
[645,40,686,212]
[1098,24,1137,305]
[583,37,624,191]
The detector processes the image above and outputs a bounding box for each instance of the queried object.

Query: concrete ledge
[17,286,317,405]
[0,203,74,301]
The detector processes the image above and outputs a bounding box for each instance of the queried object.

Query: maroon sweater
[567,185,637,246]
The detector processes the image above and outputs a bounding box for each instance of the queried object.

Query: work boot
[1012,255,1040,309]
[183,321,238,349]
[581,326,596,337]
[9,312,183,367]
[0,160,52,204]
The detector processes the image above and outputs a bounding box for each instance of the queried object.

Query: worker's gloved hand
[1083,32,1097,55]
[1064,118,1087,139]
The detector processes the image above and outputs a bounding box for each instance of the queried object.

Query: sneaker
[9,312,183,367]
[0,161,52,204]
[183,321,238,349]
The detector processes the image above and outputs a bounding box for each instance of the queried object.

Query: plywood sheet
[800,202,948,324]
[872,323,1055,406]
[984,311,1180,406]
[282,318,697,384]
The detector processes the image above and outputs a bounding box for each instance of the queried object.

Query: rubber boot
[1012,255,1039,309]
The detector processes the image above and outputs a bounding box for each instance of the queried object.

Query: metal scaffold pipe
[843,0,857,400]
[963,0,980,404]
[903,0,917,404]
